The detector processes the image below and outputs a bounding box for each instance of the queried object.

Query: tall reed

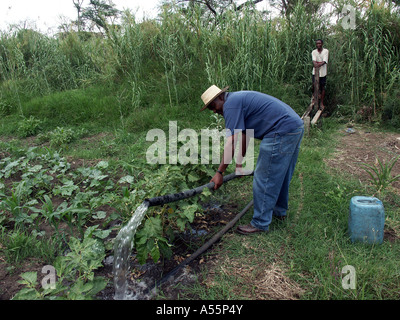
[0,0,398,122]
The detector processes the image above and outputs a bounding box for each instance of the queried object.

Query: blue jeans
[251,125,304,231]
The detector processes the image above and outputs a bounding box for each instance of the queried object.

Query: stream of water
[113,201,150,300]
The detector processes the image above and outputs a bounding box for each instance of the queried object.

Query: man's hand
[210,172,223,190]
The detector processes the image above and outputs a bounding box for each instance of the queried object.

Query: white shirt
[312,48,329,77]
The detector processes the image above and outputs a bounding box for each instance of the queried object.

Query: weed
[17,116,43,137]
[12,226,108,300]
[0,227,61,265]
[361,155,400,194]
[32,127,88,148]
[0,100,13,116]
[49,127,84,148]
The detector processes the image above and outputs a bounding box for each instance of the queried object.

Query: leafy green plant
[72,164,111,193]
[122,158,216,265]
[361,155,400,193]
[100,138,118,156]
[11,272,54,300]
[21,165,54,196]
[0,100,13,116]
[0,156,25,179]
[60,226,108,281]
[63,204,91,237]
[53,179,79,197]
[41,150,71,174]
[35,194,60,229]
[46,127,88,148]
[49,127,76,147]
[0,183,38,227]
[0,227,60,264]
[35,132,51,145]
[135,216,172,264]
[12,226,109,300]
[17,116,43,137]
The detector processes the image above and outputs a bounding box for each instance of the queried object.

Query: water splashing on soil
[113,201,149,300]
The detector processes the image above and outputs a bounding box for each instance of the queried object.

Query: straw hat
[200,85,229,111]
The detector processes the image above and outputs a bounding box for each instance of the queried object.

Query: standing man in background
[312,39,329,110]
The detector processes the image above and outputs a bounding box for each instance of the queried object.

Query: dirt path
[325,125,400,191]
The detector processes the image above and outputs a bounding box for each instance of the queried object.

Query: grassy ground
[174,121,400,300]
[1,86,400,300]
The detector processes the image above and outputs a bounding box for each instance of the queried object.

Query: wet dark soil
[96,202,240,300]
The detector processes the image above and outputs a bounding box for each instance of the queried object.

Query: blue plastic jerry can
[348,196,385,244]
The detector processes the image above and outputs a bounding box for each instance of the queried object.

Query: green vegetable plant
[12,226,109,300]
[126,156,216,265]
[38,127,88,148]
[1,141,219,283]
[0,227,53,264]
[361,155,400,193]
[17,116,43,137]
[0,183,38,227]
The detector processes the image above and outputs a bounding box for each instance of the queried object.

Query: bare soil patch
[325,125,400,190]
[202,241,304,300]
[0,258,44,300]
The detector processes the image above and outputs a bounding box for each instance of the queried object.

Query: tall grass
[0,0,399,125]
[328,1,400,116]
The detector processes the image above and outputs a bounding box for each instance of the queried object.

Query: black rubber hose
[143,199,254,297]
[145,172,252,207]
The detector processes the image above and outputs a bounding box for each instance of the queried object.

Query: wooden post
[302,66,324,129]
[301,100,314,119]
[311,66,324,125]
[302,66,319,120]
[313,66,320,111]
[311,107,324,125]
[304,115,310,136]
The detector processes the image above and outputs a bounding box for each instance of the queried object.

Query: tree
[268,0,327,17]
[81,0,121,34]
[72,0,85,32]
[169,0,265,17]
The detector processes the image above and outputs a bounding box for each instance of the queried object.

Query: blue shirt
[223,91,303,139]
